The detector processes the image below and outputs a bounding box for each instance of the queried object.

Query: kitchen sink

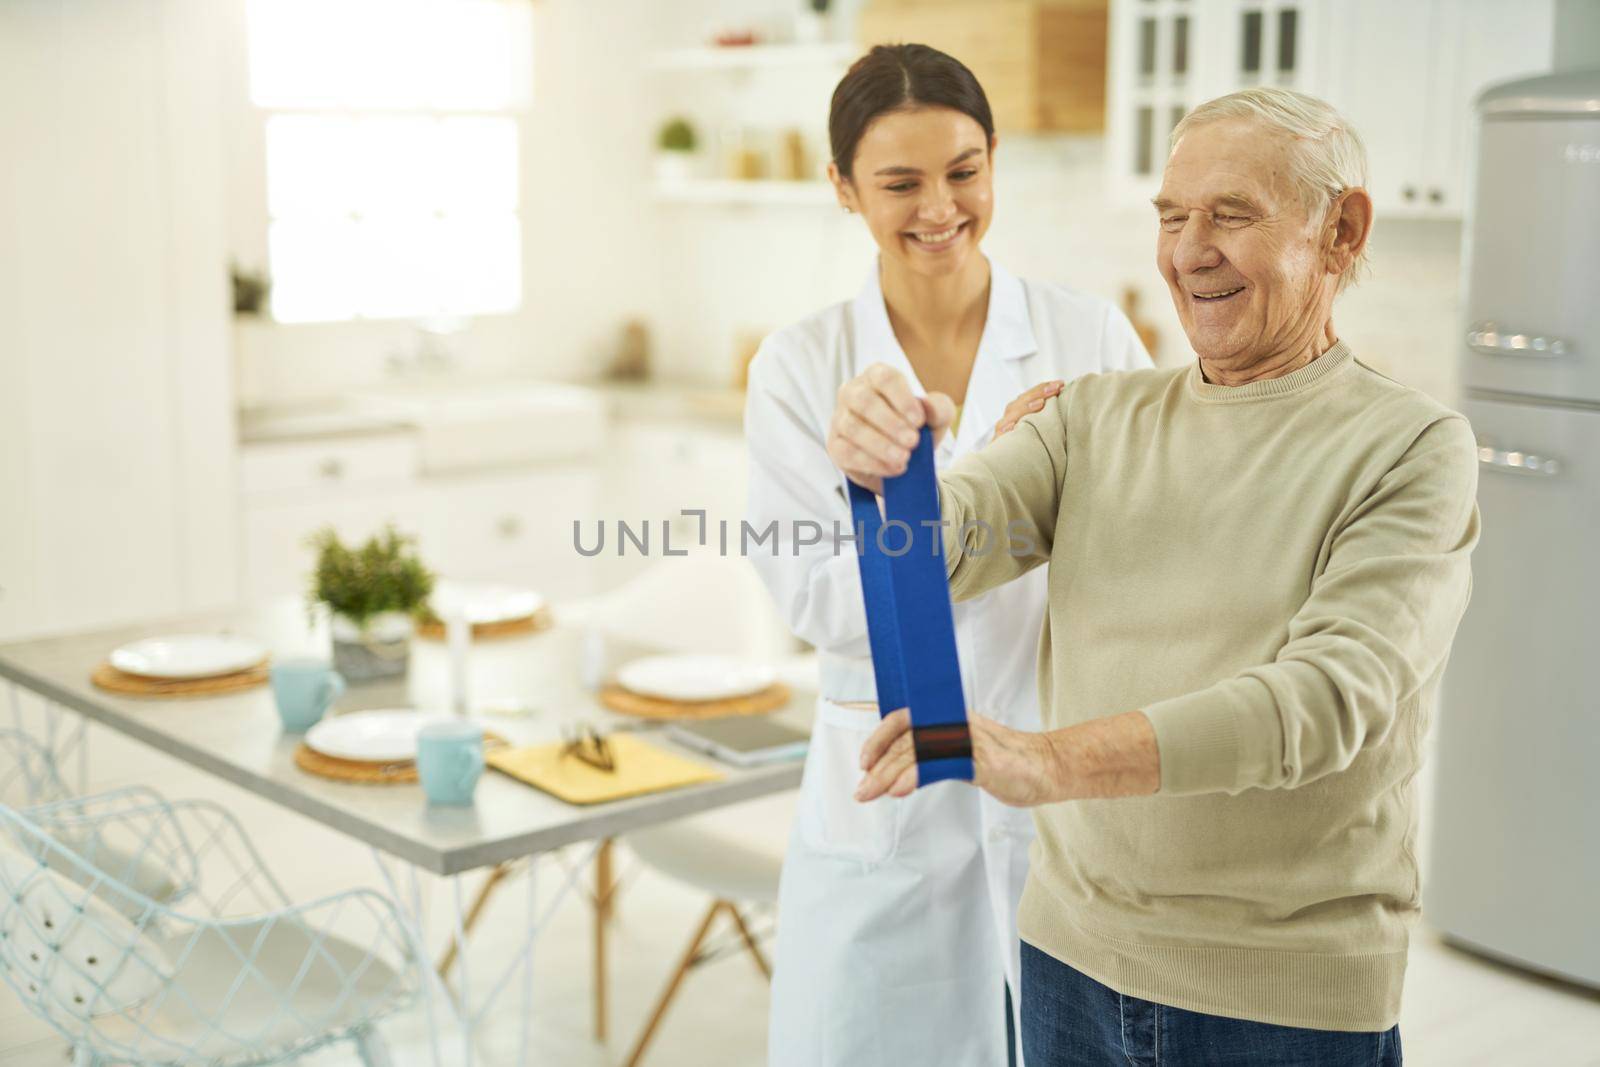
[345,381,607,473]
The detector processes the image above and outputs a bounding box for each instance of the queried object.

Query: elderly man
[828,87,1478,1065]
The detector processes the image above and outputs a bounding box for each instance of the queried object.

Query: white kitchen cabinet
[241,489,430,608]
[1105,0,1554,218]
[600,422,749,590]
[239,431,602,608]
[0,0,235,641]
[239,433,426,605]
[423,466,601,602]
[1319,0,1554,218]
[239,434,420,496]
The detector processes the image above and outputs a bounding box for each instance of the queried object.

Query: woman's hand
[992,379,1065,440]
[855,708,1066,808]
[826,363,956,495]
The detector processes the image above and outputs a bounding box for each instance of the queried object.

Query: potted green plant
[655,116,698,184]
[307,525,435,683]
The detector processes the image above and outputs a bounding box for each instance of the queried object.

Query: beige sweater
[938,341,1478,1031]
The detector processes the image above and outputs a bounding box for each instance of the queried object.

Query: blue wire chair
[0,726,73,809]
[1,729,184,908]
[0,787,431,1066]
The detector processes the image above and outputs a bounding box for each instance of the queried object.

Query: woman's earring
[841,204,854,214]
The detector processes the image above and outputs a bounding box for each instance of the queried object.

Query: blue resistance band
[847,427,974,786]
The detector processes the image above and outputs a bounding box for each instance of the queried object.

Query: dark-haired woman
[744,44,1149,1066]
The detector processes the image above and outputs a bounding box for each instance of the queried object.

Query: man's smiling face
[1154,119,1334,372]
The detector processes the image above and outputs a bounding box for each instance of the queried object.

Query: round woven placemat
[598,682,791,721]
[413,607,554,643]
[291,735,502,783]
[294,744,420,784]
[293,731,509,785]
[91,661,269,699]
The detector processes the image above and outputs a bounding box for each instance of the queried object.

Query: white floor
[3,719,1599,1066]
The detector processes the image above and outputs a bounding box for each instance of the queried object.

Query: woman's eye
[950,169,978,181]
[885,182,916,194]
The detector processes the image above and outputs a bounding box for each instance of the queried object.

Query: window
[246,0,533,324]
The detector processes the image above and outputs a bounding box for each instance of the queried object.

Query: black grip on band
[912,722,974,764]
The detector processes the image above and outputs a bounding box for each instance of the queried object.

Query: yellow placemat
[486,734,723,805]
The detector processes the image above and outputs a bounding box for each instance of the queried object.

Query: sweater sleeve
[1142,415,1480,796]
[937,393,1068,602]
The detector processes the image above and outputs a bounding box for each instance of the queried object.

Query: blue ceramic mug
[416,719,484,806]
[269,659,345,733]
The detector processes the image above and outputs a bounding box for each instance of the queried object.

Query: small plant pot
[655,151,697,185]
[330,612,413,684]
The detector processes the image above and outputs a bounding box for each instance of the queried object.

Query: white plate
[616,655,776,703]
[109,634,269,680]
[305,710,475,763]
[429,581,545,625]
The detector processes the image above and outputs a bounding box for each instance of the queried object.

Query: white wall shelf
[654,179,836,206]
[650,42,857,72]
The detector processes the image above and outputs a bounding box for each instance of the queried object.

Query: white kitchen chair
[0,786,430,1066]
[438,551,802,1037]
[580,549,798,667]
[617,792,794,1067]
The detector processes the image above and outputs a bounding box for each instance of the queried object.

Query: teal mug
[416,720,484,806]
[269,659,345,733]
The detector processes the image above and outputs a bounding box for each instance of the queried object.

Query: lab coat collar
[850,258,1038,454]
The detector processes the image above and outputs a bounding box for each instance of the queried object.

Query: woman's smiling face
[831,106,995,280]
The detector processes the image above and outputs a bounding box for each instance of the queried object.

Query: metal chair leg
[353,1024,395,1067]
[437,861,514,978]
[622,900,726,1067]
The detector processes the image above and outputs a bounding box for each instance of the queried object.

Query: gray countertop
[0,607,805,876]
[239,380,747,446]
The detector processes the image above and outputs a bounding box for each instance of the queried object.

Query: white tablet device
[666,717,810,767]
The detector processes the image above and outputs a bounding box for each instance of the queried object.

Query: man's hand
[855,708,1162,805]
[855,708,1066,808]
[993,379,1065,440]
[826,363,956,495]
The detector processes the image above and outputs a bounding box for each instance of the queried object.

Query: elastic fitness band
[846,427,975,786]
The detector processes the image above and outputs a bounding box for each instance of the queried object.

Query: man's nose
[1171,216,1223,274]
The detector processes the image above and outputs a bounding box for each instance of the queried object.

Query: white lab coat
[745,261,1150,1067]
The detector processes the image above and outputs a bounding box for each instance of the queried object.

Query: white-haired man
[830,87,1478,1063]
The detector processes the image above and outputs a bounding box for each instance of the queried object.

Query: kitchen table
[0,604,808,1065]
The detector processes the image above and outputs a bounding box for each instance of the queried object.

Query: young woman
[744,45,1150,1067]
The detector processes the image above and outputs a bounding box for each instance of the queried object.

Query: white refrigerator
[1427,69,1600,988]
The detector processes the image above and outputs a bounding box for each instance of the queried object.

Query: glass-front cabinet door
[1107,0,1201,202]
[1223,1,1318,92]
[1107,0,1320,205]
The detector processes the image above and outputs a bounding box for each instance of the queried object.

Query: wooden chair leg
[725,903,772,980]
[436,862,513,979]
[622,900,725,1067]
[594,837,615,1042]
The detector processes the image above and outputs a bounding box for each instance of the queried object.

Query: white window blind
[246,0,532,323]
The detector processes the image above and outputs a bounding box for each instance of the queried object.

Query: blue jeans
[1020,941,1403,1066]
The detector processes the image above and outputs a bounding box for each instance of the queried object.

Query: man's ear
[1325,187,1373,282]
